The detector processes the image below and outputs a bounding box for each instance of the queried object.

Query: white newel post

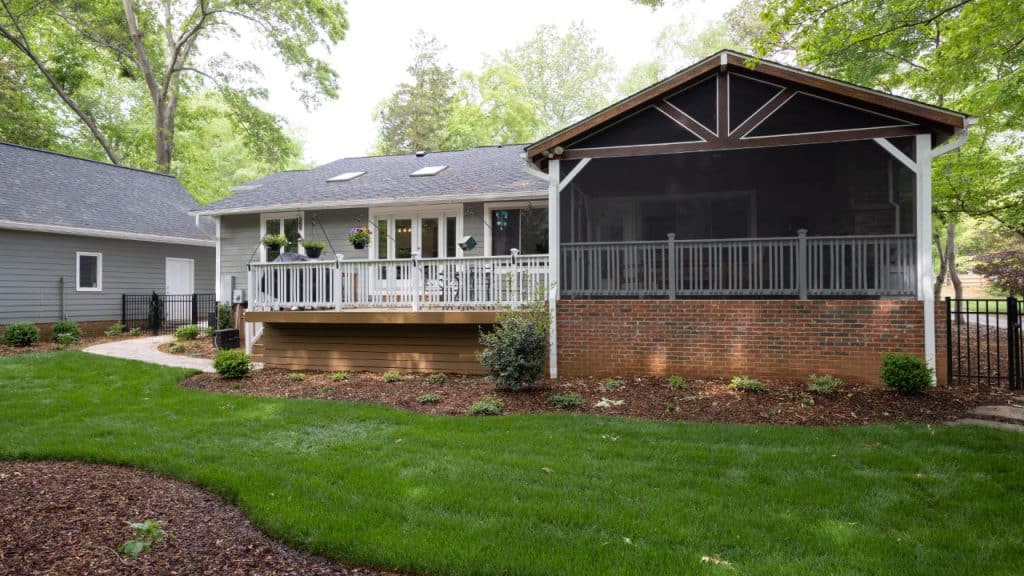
[548,159,560,379]
[334,254,344,311]
[915,133,936,381]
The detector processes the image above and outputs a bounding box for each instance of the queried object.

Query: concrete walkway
[84,335,215,373]
[951,397,1024,433]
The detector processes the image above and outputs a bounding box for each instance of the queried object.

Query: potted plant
[262,233,287,261]
[301,240,326,259]
[348,227,371,249]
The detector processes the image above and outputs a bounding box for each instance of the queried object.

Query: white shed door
[165,258,195,295]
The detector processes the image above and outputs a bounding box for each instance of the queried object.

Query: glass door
[260,212,303,262]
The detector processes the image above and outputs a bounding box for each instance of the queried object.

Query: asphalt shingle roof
[197,145,547,214]
[0,142,208,241]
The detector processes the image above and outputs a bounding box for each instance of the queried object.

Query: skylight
[327,171,366,182]
[410,165,448,177]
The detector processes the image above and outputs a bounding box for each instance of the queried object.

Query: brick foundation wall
[557,300,930,385]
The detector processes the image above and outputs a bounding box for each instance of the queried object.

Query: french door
[371,209,461,293]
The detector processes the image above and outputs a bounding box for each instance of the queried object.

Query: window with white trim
[76,252,102,291]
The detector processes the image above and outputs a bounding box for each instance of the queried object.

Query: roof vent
[327,171,366,182]
[415,150,426,157]
[410,165,448,177]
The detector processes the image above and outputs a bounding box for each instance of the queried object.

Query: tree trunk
[946,222,963,299]
[934,228,948,300]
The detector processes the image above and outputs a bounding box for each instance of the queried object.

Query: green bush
[418,393,442,404]
[549,393,585,410]
[169,342,186,353]
[807,374,842,395]
[104,322,125,336]
[667,375,688,390]
[2,322,39,347]
[288,372,306,382]
[52,320,83,343]
[425,373,448,385]
[600,377,624,391]
[382,370,402,383]
[55,332,78,347]
[729,376,765,392]
[468,395,505,416]
[331,371,349,382]
[478,303,549,390]
[880,353,932,393]
[175,324,200,341]
[214,349,251,379]
[216,303,233,330]
[127,327,142,336]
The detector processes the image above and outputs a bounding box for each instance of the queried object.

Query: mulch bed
[0,335,130,358]
[181,369,1017,426]
[157,336,218,360]
[0,460,404,576]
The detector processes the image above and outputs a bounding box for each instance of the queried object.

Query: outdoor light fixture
[458,235,477,252]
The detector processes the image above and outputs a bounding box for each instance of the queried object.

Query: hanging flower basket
[348,227,371,250]
[262,234,288,262]
[301,240,325,259]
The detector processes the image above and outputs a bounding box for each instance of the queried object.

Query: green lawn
[2,351,1023,575]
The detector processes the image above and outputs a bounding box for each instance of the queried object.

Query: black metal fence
[945,296,1022,390]
[122,293,217,336]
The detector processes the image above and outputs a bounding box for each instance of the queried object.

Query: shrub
[174,324,200,341]
[478,303,549,390]
[104,322,125,336]
[201,326,214,337]
[549,393,585,410]
[288,372,306,382]
[468,395,505,416]
[127,327,142,336]
[214,349,251,379]
[418,393,442,404]
[55,332,78,347]
[807,374,842,395]
[382,370,402,383]
[2,322,39,347]
[331,371,349,382]
[216,303,233,330]
[120,519,166,559]
[729,376,765,392]
[52,320,83,343]
[600,377,624,391]
[667,375,688,390]
[169,342,186,353]
[425,373,448,385]
[880,353,932,393]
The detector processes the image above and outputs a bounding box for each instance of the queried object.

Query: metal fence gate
[122,293,216,336]
[946,297,1022,390]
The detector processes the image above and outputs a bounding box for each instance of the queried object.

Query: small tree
[479,303,549,390]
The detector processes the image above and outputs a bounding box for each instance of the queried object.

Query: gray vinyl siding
[462,202,486,256]
[0,229,214,325]
[219,213,259,291]
[311,208,370,261]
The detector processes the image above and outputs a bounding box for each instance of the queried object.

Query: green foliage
[214,349,251,379]
[667,375,688,390]
[549,393,585,410]
[52,320,82,343]
[382,371,402,383]
[468,395,505,416]
[478,304,549,390]
[2,322,39,347]
[128,327,142,337]
[300,240,326,250]
[880,353,932,394]
[807,374,842,395]
[55,332,78,347]
[217,304,233,330]
[600,377,624,391]
[424,373,448,385]
[119,519,166,559]
[169,342,187,354]
[417,393,442,404]
[331,371,349,382]
[104,322,125,336]
[262,234,288,247]
[174,324,200,341]
[730,376,765,392]
[288,372,306,382]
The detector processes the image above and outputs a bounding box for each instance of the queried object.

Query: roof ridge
[315,144,525,166]
[0,141,180,180]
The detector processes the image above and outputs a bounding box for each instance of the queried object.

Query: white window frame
[484,200,549,256]
[368,204,463,260]
[259,211,305,262]
[76,251,103,292]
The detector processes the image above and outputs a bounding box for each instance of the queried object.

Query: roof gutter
[0,219,215,247]
[931,116,977,158]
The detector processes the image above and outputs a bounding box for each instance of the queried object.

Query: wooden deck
[245,309,498,325]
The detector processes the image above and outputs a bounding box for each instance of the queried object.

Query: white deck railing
[247,252,550,312]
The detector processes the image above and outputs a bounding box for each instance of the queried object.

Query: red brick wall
[557,300,929,385]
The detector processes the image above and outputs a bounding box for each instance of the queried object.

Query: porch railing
[247,252,550,311]
[561,232,916,299]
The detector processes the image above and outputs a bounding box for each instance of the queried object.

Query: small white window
[76,252,102,292]
[327,171,366,182]
[410,165,448,177]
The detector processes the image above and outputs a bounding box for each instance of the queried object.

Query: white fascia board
[189,191,550,217]
[0,219,215,247]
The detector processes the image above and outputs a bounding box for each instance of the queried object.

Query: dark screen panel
[728,74,782,133]
[665,75,717,132]
[570,106,699,149]
[748,93,908,137]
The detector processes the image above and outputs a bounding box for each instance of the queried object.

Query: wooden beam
[914,133,936,380]
[654,101,717,142]
[244,310,498,325]
[729,87,795,140]
[557,158,591,193]
[548,159,560,379]
[873,137,917,173]
[717,71,728,139]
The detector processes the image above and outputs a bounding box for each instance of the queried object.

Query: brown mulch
[0,461,404,576]
[157,336,218,359]
[181,369,1017,426]
[0,335,130,358]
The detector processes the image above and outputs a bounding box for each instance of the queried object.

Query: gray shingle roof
[0,142,209,242]
[196,145,547,214]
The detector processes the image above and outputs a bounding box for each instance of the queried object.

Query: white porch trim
[914,134,936,380]
[0,219,214,247]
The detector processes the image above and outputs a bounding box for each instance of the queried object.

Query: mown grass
[2,351,1023,575]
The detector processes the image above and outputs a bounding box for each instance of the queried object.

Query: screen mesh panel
[665,75,717,132]
[748,93,906,137]
[571,106,700,149]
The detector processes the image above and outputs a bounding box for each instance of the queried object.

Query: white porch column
[548,159,560,379]
[915,134,936,378]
